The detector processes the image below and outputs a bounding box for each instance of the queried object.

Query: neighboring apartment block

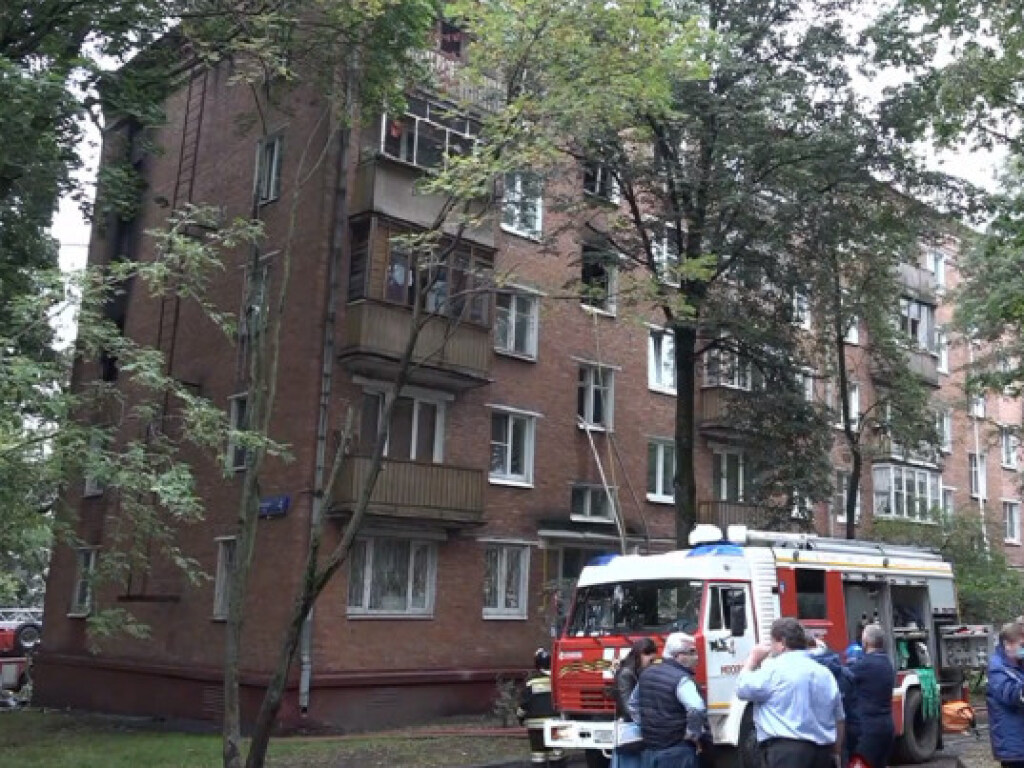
[36,34,1021,730]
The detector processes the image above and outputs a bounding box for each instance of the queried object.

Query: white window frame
[1004,500,1021,545]
[942,486,956,515]
[899,297,936,352]
[583,163,620,203]
[831,381,859,430]
[379,99,478,171]
[793,290,812,330]
[227,393,249,472]
[937,409,953,454]
[570,484,616,523]
[69,546,97,617]
[346,536,438,617]
[929,250,946,292]
[1002,429,1019,469]
[213,536,237,621]
[712,449,747,503]
[489,407,537,486]
[845,316,860,345]
[494,290,539,360]
[872,464,943,521]
[832,470,861,523]
[580,247,618,316]
[255,135,282,204]
[704,347,752,391]
[577,364,615,430]
[501,172,543,239]
[969,395,986,419]
[648,327,676,395]
[647,439,675,504]
[653,223,681,286]
[801,371,816,403]
[969,452,987,500]
[83,431,105,497]
[936,328,949,374]
[361,385,448,463]
[482,544,530,619]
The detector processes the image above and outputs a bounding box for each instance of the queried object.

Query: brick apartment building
[35,33,1022,731]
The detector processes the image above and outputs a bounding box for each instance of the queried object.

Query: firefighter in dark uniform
[518,648,567,765]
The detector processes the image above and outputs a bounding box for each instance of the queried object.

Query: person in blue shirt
[987,621,1024,768]
[735,617,844,768]
[808,632,860,766]
[850,624,895,768]
[627,632,708,768]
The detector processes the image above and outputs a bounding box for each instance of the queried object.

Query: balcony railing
[697,501,769,529]
[898,262,938,304]
[339,299,491,389]
[412,49,503,112]
[871,348,939,388]
[330,455,485,526]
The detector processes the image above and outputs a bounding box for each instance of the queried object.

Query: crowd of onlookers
[524,614,1024,768]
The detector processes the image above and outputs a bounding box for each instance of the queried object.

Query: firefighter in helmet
[518,648,566,765]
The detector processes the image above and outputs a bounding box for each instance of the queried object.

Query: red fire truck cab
[544,525,990,768]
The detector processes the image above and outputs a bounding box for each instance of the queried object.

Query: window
[359,389,446,462]
[69,547,97,616]
[438,19,466,60]
[845,316,860,345]
[583,163,618,202]
[240,260,270,340]
[1005,501,1021,544]
[970,395,986,419]
[827,381,859,429]
[801,371,816,403]
[255,135,282,204]
[213,537,236,620]
[793,291,811,330]
[381,97,478,170]
[942,486,955,514]
[937,410,953,453]
[713,450,748,502]
[845,382,861,429]
[577,364,614,429]
[647,440,675,503]
[899,298,936,352]
[648,328,676,394]
[929,250,946,291]
[494,291,538,359]
[969,452,987,500]
[83,431,106,497]
[580,245,617,314]
[483,545,530,618]
[490,410,536,485]
[705,347,752,390]
[653,223,681,285]
[501,172,543,239]
[227,394,249,471]
[347,537,437,616]
[707,585,748,631]
[347,222,370,301]
[873,464,942,520]
[795,568,826,620]
[1003,429,1020,469]
[936,328,949,374]
[571,484,616,522]
[832,470,861,522]
[384,236,492,324]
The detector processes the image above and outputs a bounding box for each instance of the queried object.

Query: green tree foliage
[871,510,1024,624]
[455,0,957,542]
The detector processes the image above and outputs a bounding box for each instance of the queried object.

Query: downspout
[300,62,355,713]
[967,342,990,551]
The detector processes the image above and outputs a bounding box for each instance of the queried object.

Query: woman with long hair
[612,637,658,768]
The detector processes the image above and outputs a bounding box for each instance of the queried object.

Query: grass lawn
[0,709,528,768]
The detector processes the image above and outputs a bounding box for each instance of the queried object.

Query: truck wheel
[14,623,41,655]
[584,749,610,768]
[895,687,940,764]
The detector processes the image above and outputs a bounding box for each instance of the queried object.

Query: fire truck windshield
[565,579,703,636]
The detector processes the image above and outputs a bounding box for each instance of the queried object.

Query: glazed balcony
[330,455,485,527]
[696,500,769,529]
[870,349,939,389]
[897,262,938,305]
[339,299,492,391]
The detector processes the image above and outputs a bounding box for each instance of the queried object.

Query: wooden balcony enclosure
[329,455,485,527]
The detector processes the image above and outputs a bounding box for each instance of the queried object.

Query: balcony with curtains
[340,217,494,391]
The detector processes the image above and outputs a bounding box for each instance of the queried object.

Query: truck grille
[563,685,613,712]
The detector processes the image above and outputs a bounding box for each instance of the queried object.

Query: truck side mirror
[729,603,747,637]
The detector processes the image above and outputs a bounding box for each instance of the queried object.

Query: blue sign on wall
[259,495,291,519]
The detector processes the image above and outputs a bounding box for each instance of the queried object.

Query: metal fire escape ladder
[578,415,628,555]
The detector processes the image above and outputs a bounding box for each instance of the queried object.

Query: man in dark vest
[627,632,708,768]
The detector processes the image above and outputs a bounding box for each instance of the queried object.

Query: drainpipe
[967,342,990,551]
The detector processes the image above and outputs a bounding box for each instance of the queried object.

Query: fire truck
[543,524,991,768]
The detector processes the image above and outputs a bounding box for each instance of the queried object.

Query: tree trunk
[847,441,862,540]
[674,323,699,546]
